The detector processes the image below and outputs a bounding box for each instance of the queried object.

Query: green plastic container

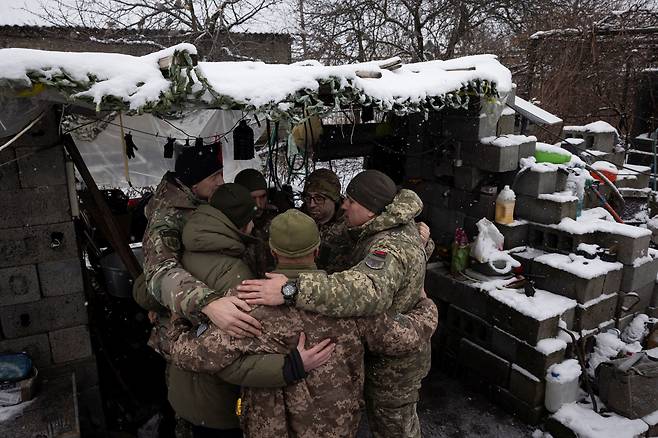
[535,149,571,164]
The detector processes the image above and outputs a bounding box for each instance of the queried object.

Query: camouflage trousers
[366,400,420,438]
[175,416,194,438]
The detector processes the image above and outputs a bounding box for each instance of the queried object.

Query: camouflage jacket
[151,264,438,438]
[142,173,217,322]
[295,189,432,404]
[244,206,278,277]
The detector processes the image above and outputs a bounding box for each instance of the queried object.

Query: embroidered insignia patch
[160,229,181,251]
[365,250,387,270]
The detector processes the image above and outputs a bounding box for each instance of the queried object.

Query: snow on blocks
[462,134,537,173]
[563,121,618,153]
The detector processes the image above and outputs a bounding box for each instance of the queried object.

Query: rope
[0,112,46,154]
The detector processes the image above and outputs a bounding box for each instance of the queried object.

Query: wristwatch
[281,280,298,305]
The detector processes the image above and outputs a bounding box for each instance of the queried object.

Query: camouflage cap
[303,169,341,202]
[234,168,267,192]
[269,210,321,258]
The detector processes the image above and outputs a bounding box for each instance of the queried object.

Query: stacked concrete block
[497,108,516,136]
[515,194,578,224]
[563,126,616,153]
[0,118,103,430]
[615,164,651,189]
[462,135,536,173]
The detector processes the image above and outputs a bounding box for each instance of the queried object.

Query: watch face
[282,283,296,297]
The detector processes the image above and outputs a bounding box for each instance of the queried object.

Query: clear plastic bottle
[495,185,516,224]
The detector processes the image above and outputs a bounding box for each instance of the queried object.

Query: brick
[515,194,577,224]
[37,258,84,297]
[574,293,618,331]
[0,293,88,338]
[0,185,70,228]
[0,264,40,306]
[0,147,19,191]
[532,260,608,303]
[462,142,519,173]
[491,386,545,424]
[509,364,545,406]
[495,221,529,249]
[458,338,510,386]
[454,166,485,191]
[620,255,658,292]
[598,232,650,265]
[0,221,78,268]
[514,168,557,197]
[491,326,566,377]
[41,356,99,389]
[489,295,560,345]
[425,265,490,319]
[0,333,52,368]
[16,144,67,188]
[49,325,92,363]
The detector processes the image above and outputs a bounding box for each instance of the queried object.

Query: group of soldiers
[135,142,438,438]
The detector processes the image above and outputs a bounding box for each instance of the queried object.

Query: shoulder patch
[160,229,182,252]
[365,250,387,270]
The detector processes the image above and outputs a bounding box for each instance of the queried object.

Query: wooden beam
[63,134,143,279]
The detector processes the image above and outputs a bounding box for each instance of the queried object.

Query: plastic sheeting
[73,110,266,189]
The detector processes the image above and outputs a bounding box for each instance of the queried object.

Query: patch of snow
[512,363,540,381]
[564,137,586,145]
[591,161,618,172]
[481,134,537,148]
[618,164,651,175]
[643,409,658,426]
[538,191,578,203]
[536,338,568,355]
[552,402,648,438]
[0,398,34,422]
[564,121,618,134]
[587,332,642,377]
[577,243,599,255]
[578,293,617,309]
[486,287,576,321]
[501,107,516,116]
[620,314,649,344]
[546,359,581,382]
[537,142,572,156]
[519,156,558,173]
[632,253,655,267]
[511,96,562,125]
[584,149,607,157]
[549,213,651,238]
[534,253,622,279]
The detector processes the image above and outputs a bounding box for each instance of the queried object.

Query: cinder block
[0,221,78,268]
[0,185,70,228]
[16,143,66,188]
[647,306,658,318]
[527,223,596,254]
[620,255,658,292]
[489,295,561,345]
[454,166,485,191]
[495,221,529,249]
[468,192,497,220]
[458,338,510,387]
[574,293,618,331]
[592,132,616,153]
[49,325,93,363]
[425,265,490,319]
[598,232,650,265]
[556,169,568,192]
[518,140,537,161]
[37,258,84,297]
[0,264,41,306]
[515,169,557,197]
[446,305,492,347]
[0,147,19,191]
[0,333,52,368]
[515,194,577,224]
[491,386,545,424]
[462,142,519,173]
[602,268,623,295]
[491,326,566,377]
[619,283,654,318]
[0,292,88,338]
[532,258,613,303]
[497,113,515,136]
[41,355,99,389]
[509,364,545,406]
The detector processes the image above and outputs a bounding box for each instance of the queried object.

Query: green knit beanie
[303,168,341,202]
[269,210,321,258]
[209,183,258,229]
[234,168,267,192]
[346,170,397,214]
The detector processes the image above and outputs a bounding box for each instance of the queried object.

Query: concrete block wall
[0,118,103,429]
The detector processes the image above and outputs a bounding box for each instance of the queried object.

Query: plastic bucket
[100,246,144,298]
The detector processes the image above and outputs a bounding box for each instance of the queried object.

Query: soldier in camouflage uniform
[151,209,438,438]
[234,168,278,277]
[300,169,354,273]
[141,143,261,337]
[238,170,434,438]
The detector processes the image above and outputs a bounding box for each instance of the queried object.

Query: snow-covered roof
[0,44,512,119]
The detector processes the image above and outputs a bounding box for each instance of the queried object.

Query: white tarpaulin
[73,110,266,189]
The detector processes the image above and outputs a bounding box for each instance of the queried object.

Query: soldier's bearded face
[192,170,224,200]
[251,189,268,217]
[305,192,335,224]
[342,196,375,227]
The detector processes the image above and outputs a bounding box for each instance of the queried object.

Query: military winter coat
[295,189,432,410]
[152,265,438,438]
[243,206,278,277]
[301,200,354,274]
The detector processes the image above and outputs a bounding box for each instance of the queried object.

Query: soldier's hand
[147,311,159,325]
[297,332,335,372]
[237,273,288,306]
[417,221,431,246]
[202,296,262,338]
[420,288,427,299]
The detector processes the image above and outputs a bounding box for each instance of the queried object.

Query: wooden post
[63,134,143,279]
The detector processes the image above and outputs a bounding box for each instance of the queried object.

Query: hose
[584,163,625,209]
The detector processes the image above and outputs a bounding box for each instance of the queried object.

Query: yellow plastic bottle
[495,185,516,225]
